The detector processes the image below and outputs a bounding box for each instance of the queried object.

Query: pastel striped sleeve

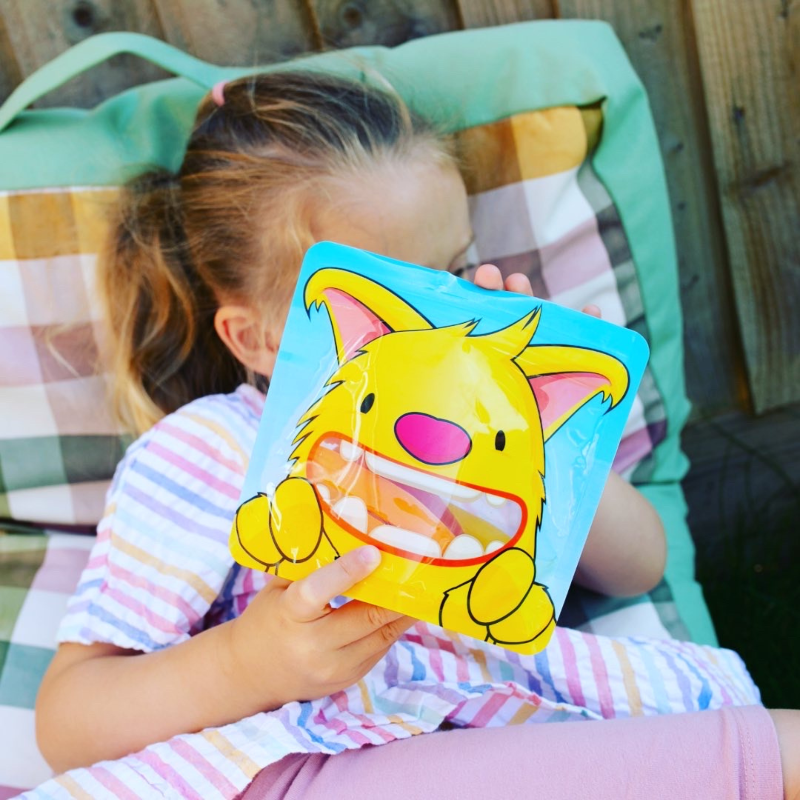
[57,394,255,652]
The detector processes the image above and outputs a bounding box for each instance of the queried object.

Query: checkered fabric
[0,188,129,529]
[0,530,94,797]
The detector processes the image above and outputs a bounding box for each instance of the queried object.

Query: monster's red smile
[305,435,527,566]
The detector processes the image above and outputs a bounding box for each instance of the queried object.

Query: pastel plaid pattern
[0,188,129,528]
[0,531,94,798]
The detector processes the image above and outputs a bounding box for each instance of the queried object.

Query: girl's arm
[37,626,250,774]
[37,546,411,774]
[573,470,666,596]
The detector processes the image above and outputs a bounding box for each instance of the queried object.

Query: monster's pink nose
[394,413,472,465]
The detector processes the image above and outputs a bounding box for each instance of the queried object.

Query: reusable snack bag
[231,243,648,654]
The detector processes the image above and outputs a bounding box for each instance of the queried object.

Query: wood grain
[557,0,745,418]
[0,0,169,108]
[689,0,800,414]
[311,0,461,49]
[0,14,23,105]
[151,0,317,66]
[682,406,800,572]
[456,0,553,27]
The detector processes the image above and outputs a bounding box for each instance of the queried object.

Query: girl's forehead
[312,159,472,271]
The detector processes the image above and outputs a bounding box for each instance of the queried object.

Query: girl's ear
[214,304,280,379]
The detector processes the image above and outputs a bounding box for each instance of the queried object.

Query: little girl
[31,72,796,799]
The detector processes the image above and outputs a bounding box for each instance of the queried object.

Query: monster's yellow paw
[269,478,324,564]
[468,548,537,625]
[439,581,492,641]
[440,548,556,649]
[487,584,555,647]
[230,493,282,570]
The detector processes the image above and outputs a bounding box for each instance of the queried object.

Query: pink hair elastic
[211,80,227,107]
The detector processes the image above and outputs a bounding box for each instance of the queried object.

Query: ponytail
[101,169,247,434]
[101,71,453,435]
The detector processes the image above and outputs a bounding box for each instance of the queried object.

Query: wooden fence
[1,0,797,564]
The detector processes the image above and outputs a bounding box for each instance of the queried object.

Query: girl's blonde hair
[102,70,453,434]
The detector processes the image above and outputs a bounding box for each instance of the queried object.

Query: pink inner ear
[530,373,611,437]
[324,288,391,361]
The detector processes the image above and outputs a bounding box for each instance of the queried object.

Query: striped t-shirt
[25,386,759,800]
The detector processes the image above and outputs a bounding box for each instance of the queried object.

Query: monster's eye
[495,430,506,451]
[360,393,375,414]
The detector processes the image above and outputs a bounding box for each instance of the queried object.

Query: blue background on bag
[241,242,648,613]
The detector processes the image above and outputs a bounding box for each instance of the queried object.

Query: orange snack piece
[307,444,457,552]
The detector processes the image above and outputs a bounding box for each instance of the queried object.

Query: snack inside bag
[231,242,648,654]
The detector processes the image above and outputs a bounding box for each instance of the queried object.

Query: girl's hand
[228,546,413,711]
[473,263,535,296]
[472,263,600,318]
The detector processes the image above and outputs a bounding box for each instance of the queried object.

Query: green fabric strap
[0,32,222,133]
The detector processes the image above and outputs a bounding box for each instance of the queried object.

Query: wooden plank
[151,0,318,65]
[681,404,800,577]
[312,0,461,49]
[689,0,800,414]
[456,0,553,27]
[0,13,23,105]
[0,0,168,109]
[557,1,744,419]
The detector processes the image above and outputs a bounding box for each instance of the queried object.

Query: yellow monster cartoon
[231,268,629,654]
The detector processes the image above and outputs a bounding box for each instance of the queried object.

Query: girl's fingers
[340,613,417,663]
[582,304,602,319]
[473,263,503,290]
[283,546,381,623]
[504,272,533,296]
[324,599,411,648]
[474,265,534,297]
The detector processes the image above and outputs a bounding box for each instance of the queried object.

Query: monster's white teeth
[316,483,331,504]
[370,525,442,558]
[340,440,363,463]
[363,451,480,500]
[332,496,368,533]
[443,534,483,560]
[485,493,508,507]
[485,540,504,554]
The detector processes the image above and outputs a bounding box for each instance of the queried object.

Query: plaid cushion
[0,188,129,529]
[0,530,94,797]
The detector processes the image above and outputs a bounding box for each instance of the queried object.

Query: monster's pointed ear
[304,268,432,364]
[515,345,630,441]
[479,308,541,357]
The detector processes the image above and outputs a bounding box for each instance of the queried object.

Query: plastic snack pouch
[230,242,648,654]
